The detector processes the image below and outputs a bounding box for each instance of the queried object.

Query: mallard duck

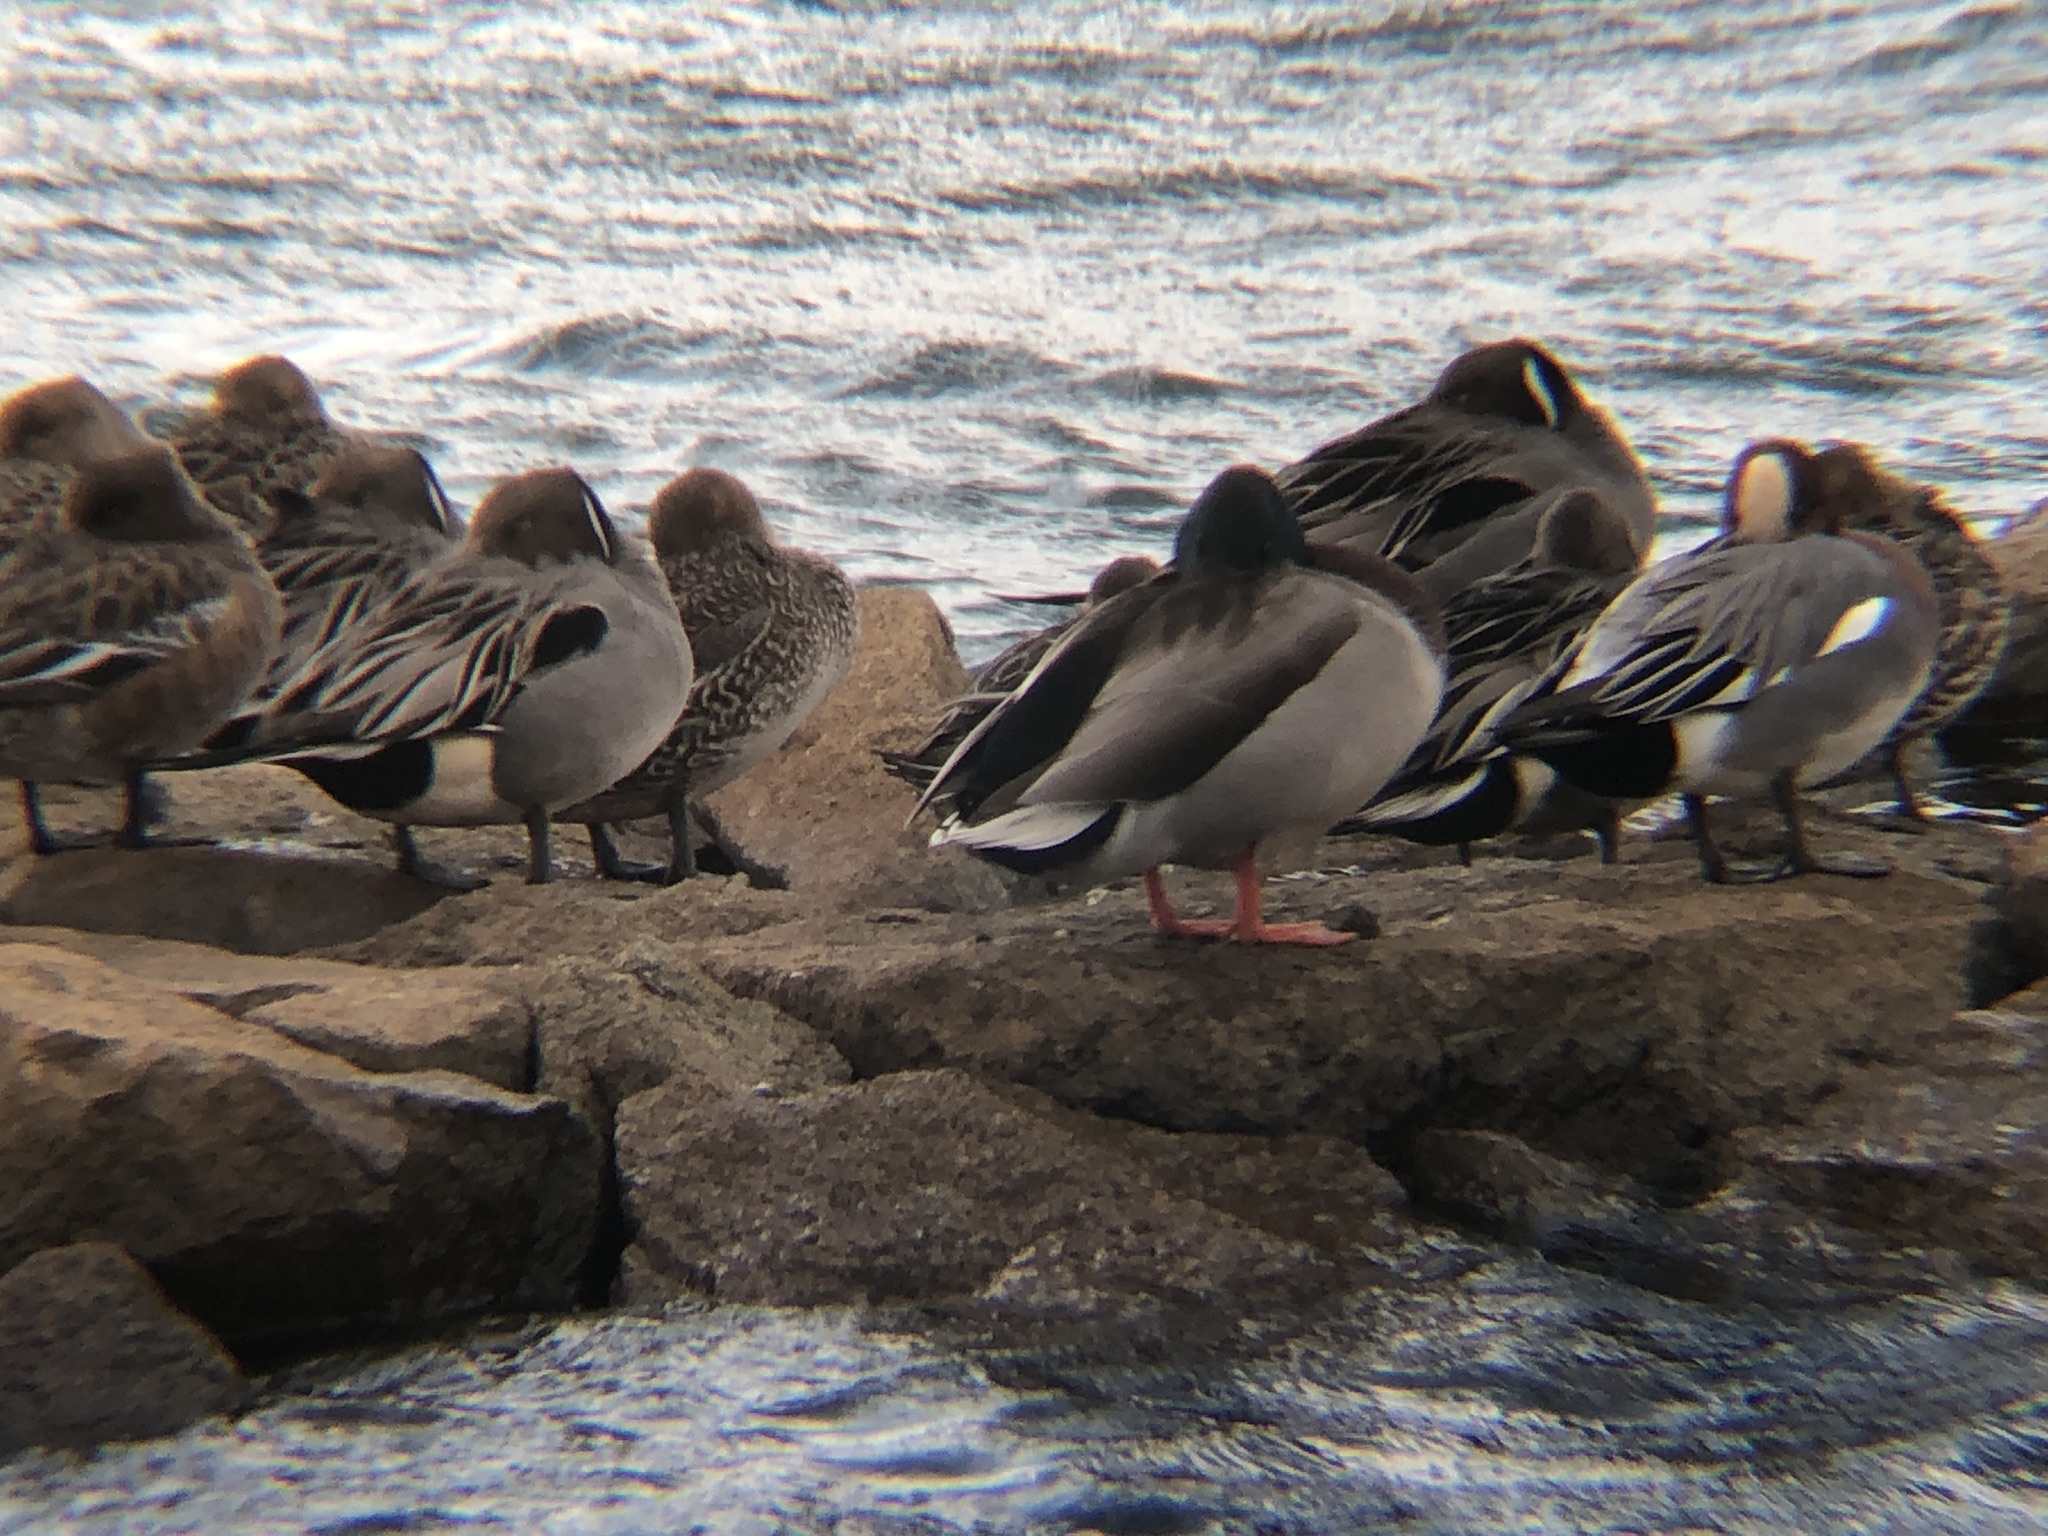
[1338,485,1643,860]
[1812,441,2011,819]
[1499,440,1940,883]
[1278,338,1654,580]
[921,465,1446,945]
[196,467,692,887]
[558,467,859,884]
[0,448,280,852]
[881,552,1162,804]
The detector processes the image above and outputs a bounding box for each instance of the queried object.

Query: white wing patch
[931,802,1109,854]
[1815,596,1892,659]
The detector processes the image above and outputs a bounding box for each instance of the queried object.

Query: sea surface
[4,2,2048,1531]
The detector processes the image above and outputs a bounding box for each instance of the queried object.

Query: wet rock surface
[3,572,2048,1452]
[0,1243,249,1456]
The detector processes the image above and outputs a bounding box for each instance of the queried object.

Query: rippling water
[5,1264,2048,1533]
[4,1,2046,656]
[5,4,2048,1527]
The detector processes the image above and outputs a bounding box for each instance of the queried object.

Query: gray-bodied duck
[1278,338,1654,578]
[1813,441,2011,819]
[559,467,858,884]
[881,552,1162,803]
[198,467,692,887]
[921,465,1446,946]
[0,448,281,852]
[1339,484,1643,860]
[1499,440,1940,883]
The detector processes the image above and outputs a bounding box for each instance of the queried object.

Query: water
[5,3,2048,1528]
[3,2,2046,658]
[4,1266,2048,1534]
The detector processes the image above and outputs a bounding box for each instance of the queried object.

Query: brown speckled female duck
[0,448,280,852]
[560,468,858,883]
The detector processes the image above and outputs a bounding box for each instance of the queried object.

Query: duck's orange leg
[1144,855,1356,946]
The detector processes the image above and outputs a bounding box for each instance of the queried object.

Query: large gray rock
[0,943,601,1357]
[615,1068,1407,1333]
[691,843,1988,1203]
[0,1243,249,1456]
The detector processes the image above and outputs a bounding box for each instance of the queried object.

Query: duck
[157,354,375,537]
[1497,439,1940,884]
[557,467,859,884]
[1812,441,2011,819]
[880,552,1163,803]
[0,376,154,542]
[920,464,1446,945]
[0,448,281,853]
[194,467,692,887]
[1277,338,1655,580]
[1337,485,1643,861]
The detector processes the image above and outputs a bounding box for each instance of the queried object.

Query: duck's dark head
[1429,339,1582,431]
[1173,465,1307,577]
[213,354,327,430]
[63,448,237,545]
[1532,486,1641,575]
[468,468,617,567]
[0,376,144,467]
[648,467,771,559]
[1723,438,1833,542]
[303,444,458,538]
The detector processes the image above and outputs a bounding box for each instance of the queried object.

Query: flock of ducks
[0,357,857,888]
[0,338,2011,945]
[886,340,2008,945]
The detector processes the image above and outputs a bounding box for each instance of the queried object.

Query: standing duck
[201,468,692,887]
[1277,338,1655,579]
[0,448,281,852]
[1498,440,1940,884]
[881,552,1162,802]
[1813,441,2011,819]
[0,376,153,542]
[920,465,1445,946]
[158,354,368,537]
[558,467,858,884]
[197,443,463,756]
[1338,485,1643,860]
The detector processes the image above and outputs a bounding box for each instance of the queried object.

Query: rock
[1,925,532,1089]
[1977,823,2048,1004]
[693,586,1015,910]
[1739,997,2048,1282]
[1,843,446,955]
[614,1069,1406,1332]
[691,840,1987,1202]
[1940,514,2048,759]
[531,936,849,1137]
[1405,1128,1969,1306]
[0,943,601,1358]
[0,1243,249,1456]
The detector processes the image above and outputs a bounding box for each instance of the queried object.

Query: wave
[488,315,724,379]
[936,163,1431,216]
[840,340,1074,400]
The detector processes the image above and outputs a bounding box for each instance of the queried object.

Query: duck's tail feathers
[928,802,1119,876]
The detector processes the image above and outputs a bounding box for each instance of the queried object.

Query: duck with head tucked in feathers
[180,467,692,888]
[0,447,281,853]
[1277,338,1655,581]
[558,467,858,885]
[920,465,1446,946]
[1809,441,2010,820]
[1498,439,1940,884]
[1338,483,1644,861]
[0,376,154,542]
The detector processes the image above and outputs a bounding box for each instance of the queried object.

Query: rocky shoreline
[4,574,2048,1459]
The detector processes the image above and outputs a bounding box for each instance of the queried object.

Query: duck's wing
[244,560,602,749]
[1014,570,1367,810]
[1519,539,1894,730]
[1439,563,1627,672]
[0,544,234,704]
